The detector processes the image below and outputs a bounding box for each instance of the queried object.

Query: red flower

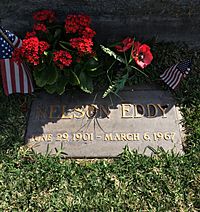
[65,14,91,34]
[82,27,96,39]
[38,41,50,54]
[21,37,40,65]
[33,23,48,33]
[13,37,50,66]
[70,37,93,55]
[133,41,141,52]
[131,43,153,69]
[25,31,36,39]
[33,10,56,23]
[115,37,134,52]
[12,48,23,64]
[53,50,72,69]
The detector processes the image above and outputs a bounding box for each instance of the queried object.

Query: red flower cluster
[53,50,72,69]
[65,14,96,56]
[26,10,55,38]
[13,37,50,65]
[115,37,153,69]
[33,10,56,23]
[70,37,93,55]
[82,26,96,39]
[33,23,48,33]
[115,37,134,52]
[65,15,91,34]
[39,41,50,54]
[25,31,36,39]
[17,11,97,74]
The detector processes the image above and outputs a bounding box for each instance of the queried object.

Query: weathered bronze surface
[26,87,184,157]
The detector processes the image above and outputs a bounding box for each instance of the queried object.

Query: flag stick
[0,27,15,48]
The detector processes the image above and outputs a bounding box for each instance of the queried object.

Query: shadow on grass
[0,90,32,152]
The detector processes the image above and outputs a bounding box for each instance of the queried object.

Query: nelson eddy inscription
[26,88,183,157]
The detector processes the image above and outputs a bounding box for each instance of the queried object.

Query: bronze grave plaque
[26,88,184,157]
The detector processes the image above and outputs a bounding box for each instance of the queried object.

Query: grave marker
[26,87,184,157]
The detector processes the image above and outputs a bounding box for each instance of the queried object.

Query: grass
[0,41,200,211]
[0,149,199,211]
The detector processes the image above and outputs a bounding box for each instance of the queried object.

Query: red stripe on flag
[9,59,16,93]
[22,62,34,93]
[14,38,21,48]
[0,59,9,95]
[19,63,24,93]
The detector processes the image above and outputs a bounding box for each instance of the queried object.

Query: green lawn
[0,42,199,211]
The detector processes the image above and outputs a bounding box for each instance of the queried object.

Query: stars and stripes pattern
[0,28,34,95]
[160,59,192,89]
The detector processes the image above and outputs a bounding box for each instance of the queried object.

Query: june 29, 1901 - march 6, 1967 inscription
[26,86,184,157]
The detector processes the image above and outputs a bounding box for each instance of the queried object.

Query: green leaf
[47,65,58,85]
[69,71,80,86]
[108,41,121,48]
[86,58,99,70]
[36,64,46,72]
[74,63,83,73]
[59,43,73,52]
[44,83,57,94]
[130,65,149,78]
[79,71,93,93]
[56,77,68,95]
[102,73,128,98]
[86,69,103,77]
[59,41,71,46]
[33,69,48,87]
[100,45,126,64]
[59,41,73,52]
[54,28,62,39]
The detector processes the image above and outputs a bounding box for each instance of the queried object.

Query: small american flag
[0,28,34,96]
[160,60,192,89]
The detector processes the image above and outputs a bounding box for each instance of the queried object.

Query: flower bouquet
[12,10,154,96]
[13,10,100,95]
[100,37,153,97]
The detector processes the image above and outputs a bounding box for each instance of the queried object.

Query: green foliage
[100,43,150,98]
[0,147,199,211]
[32,56,101,95]
[0,94,27,151]
[79,71,93,93]
[100,45,126,64]
[102,72,128,98]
